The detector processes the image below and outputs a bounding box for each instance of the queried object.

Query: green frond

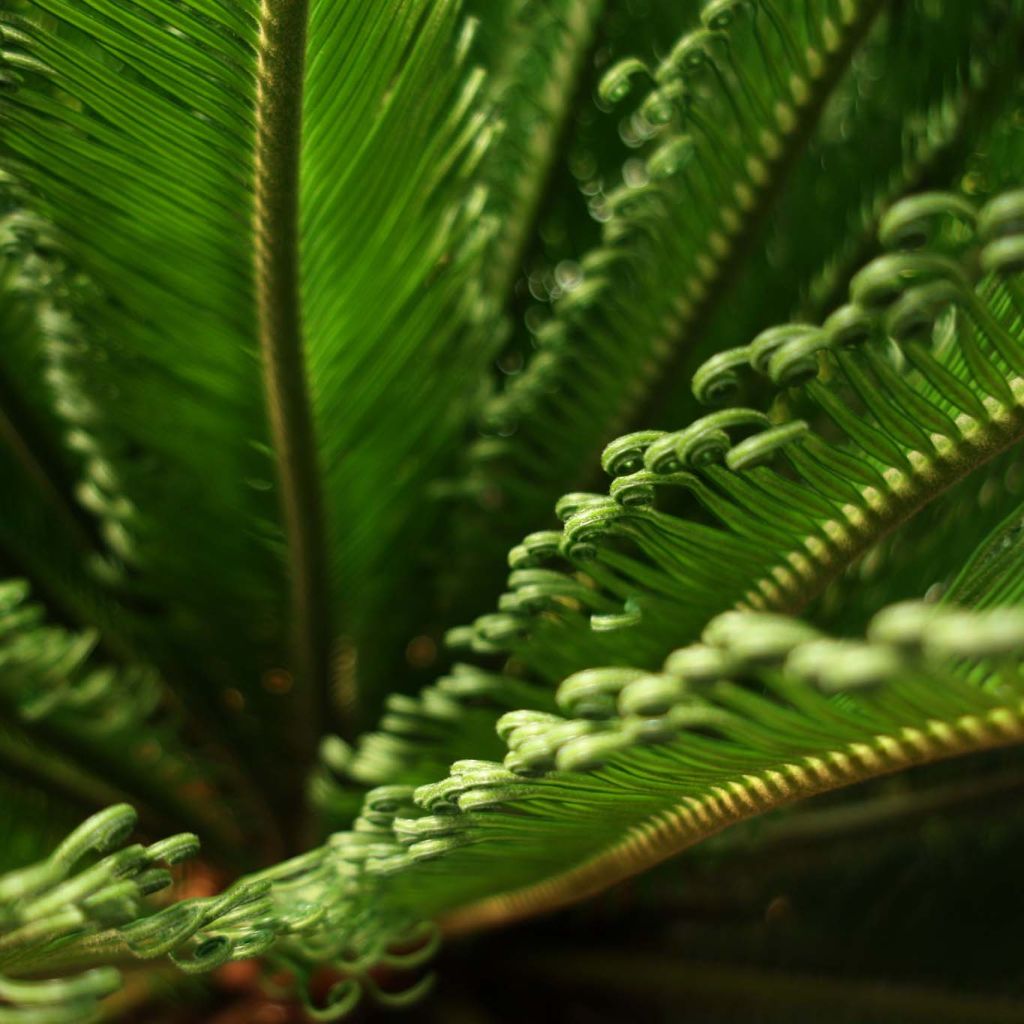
[435,188,1024,682]
[0,1,272,598]
[0,805,437,1017]
[434,3,1024,639]
[0,221,135,642]
[0,579,267,857]
[0,0,527,776]
[297,1,502,721]
[310,599,1024,945]
[49,581,1024,1011]
[301,180,1024,978]
[709,3,1024,359]
[796,27,1023,320]
[442,0,890,575]
[0,1,294,807]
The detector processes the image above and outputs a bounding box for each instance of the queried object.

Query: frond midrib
[253,0,335,782]
[745,389,1024,617]
[439,698,1024,936]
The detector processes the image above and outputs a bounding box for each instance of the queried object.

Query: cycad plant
[3,0,1024,1020]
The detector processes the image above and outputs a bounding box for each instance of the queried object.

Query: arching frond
[308,601,1024,948]
[0,579,269,858]
[435,190,1024,682]
[436,0,1024,630]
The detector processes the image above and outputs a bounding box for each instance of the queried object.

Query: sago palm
[3,0,1024,1020]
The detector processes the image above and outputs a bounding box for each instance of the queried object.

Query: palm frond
[318,600,1024,944]
[0,0,515,783]
[0,579,269,857]
[472,0,605,300]
[0,0,293,799]
[441,0,890,575]
[435,2,1024,637]
[297,1,500,721]
[300,181,1024,953]
[435,189,1022,679]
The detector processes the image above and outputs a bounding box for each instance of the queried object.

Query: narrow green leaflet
[0,804,288,1020]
